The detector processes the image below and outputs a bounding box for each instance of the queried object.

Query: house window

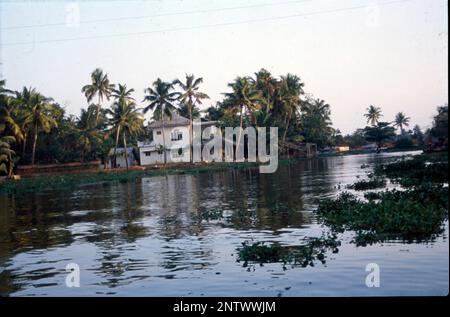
[173,148,183,157]
[156,130,162,135]
[171,130,183,141]
[144,151,151,157]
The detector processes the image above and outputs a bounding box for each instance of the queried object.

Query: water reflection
[0,151,447,296]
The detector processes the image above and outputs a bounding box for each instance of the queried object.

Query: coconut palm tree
[279,74,304,142]
[223,77,261,149]
[20,90,58,165]
[394,112,410,135]
[365,105,383,126]
[143,79,179,165]
[0,79,13,95]
[13,87,35,160]
[107,99,143,170]
[253,69,278,114]
[77,105,103,162]
[112,83,135,105]
[300,98,333,147]
[82,68,115,122]
[364,122,396,150]
[178,102,201,120]
[174,74,209,162]
[0,94,24,142]
[0,135,16,177]
[0,79,6,93]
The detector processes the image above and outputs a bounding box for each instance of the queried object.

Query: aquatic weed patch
[316,185,448,245]
[374,152,448,185]
[192,209,223,221]
[347,178,386,191]
[237,234,340,268]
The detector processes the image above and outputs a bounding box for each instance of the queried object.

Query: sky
[0,0,448,134]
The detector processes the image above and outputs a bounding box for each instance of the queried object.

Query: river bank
[0,149,442,196]
[0,157,310,195]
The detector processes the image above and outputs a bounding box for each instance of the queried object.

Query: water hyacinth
[237,234,340,268]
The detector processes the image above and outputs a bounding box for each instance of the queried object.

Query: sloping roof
[194,120,218,127]
[108,147,134,156]
[148,111,190,129]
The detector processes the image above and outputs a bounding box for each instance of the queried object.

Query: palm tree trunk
[31,125,38,166]
[189,104,193,163]
[7,154,13,178]
[236,105,244,157]
[96,95,101,123]
[22,132,27,161]
[113,125,121,168]
[283,111,291,142]
[123,131,129,170]
[162,105,167,166]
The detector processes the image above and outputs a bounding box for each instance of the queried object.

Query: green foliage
[364,105,382,126]
[343,129,367,148]
[316,185,448,245]
[394,137,414,149]
[317,152,449,246]
[178,103,200,119]
[0,135,16,176]
[237,234,340,268]
[363,191,382,200]
[429,104,448,139]
[298,98,334,147]
[143,78,179,120]
[394,112,411,134]
[363,122,396,147]
[81,68,114,122]
[347,178,386,191]
[192,209,223,221]
[174,74,209,121]
[374,152,448,185]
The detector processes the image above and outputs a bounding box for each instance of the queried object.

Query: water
[0,151,448,296]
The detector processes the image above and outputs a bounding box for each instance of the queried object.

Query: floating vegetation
[347,178,386,191]
[270,202,290,213]
[317,152,449,246]
[374,152,448,186]
[363,191,383,200]
[316,184,448,245]
[237,234,340,268]
[192,209,223,221]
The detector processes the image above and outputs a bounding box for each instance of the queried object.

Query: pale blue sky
[0,0,447,134]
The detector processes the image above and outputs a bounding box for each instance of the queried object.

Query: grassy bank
[0,157,309,195]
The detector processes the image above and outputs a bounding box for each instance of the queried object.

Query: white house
[138,112,217,166]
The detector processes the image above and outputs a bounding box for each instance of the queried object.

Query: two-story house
[138,112,218,165]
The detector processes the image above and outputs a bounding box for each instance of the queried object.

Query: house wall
[139,146,164,165]
[140,125,191,165]
[115,151,135,168]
